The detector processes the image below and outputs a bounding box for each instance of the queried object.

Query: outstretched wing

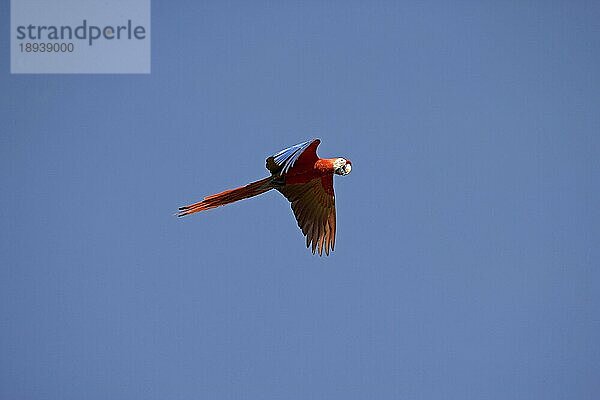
[277,175,336,256]
[266,138,320,175]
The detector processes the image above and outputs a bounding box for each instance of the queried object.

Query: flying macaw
[177,139,352,256]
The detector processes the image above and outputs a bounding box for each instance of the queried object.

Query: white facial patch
[333,158,346,170]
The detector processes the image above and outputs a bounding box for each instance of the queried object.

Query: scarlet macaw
[178,139,352,256]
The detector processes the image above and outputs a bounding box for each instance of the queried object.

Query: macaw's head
[333,158,352,176]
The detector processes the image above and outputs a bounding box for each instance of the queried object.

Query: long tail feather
[177,177,273,217]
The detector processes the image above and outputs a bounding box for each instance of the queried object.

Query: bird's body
[178,139,351,256]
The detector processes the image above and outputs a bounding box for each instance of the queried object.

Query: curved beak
[343,160,352,175]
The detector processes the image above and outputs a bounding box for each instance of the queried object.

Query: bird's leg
[271,175,285,187]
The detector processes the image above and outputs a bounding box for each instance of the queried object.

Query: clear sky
[1,1,599,399]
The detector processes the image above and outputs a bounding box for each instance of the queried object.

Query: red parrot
[177,139,352,256]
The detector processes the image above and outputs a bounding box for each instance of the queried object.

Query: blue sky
[1,1,599,399]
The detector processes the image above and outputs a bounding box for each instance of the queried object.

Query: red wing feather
[277,175,336,256]
[266,138,320,175]
[292,139,320,170]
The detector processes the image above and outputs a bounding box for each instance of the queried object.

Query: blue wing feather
[271,139,318,174]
